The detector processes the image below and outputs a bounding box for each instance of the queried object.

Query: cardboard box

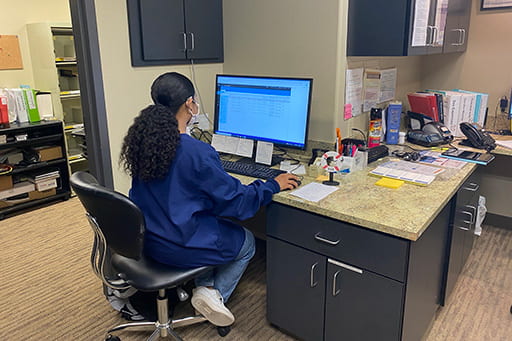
[36,146,63,161]
[0,175,13,191]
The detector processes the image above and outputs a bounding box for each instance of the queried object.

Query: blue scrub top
[130,134,280,268]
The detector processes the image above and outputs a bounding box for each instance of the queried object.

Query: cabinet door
[443,0,471,53]
[324,259,404,341]
[409,0,449,55]
[267,237,326,341]
[139,0,187,61]
[184,0,223,61]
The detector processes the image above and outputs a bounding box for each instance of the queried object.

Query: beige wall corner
[94,0,222,194]
[223,0,345,144]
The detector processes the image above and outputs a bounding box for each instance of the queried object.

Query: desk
[235,157,479,341]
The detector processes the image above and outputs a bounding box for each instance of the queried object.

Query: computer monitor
[214,74,313,150]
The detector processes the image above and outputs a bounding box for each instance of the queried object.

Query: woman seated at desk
[119,72,299,326]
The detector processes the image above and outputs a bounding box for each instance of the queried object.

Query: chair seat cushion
[112,253,212,292]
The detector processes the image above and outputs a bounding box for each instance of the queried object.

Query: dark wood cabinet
[266,202,451,341]
[127,0,223,66]
[267,238,326,341]
[347,0,471,56]
[0,121,71,220]
[443,170,480,304]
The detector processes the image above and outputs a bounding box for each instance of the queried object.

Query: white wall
[223,0,349,142]
[93,0,222,193]
[0,0,71,88]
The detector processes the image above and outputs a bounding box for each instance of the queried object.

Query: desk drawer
[267,203,409,282]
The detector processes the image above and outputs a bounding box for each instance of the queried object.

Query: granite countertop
[236,157,477,241]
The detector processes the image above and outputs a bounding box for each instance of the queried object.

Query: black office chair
[70,171,230,341]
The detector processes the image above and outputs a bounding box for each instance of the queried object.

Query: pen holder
[354,148,368,171]
[340,156,355,172]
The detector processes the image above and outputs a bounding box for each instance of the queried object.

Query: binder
[407,92,439,121]
[426,89,464,137]
[21,87,40,123]
[36,92,54,119]
[453,89,488,126]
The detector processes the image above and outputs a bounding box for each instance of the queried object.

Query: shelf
[0,133,63,150]
[69,155,87,164]
[0,191,71,220]
[60,90,80,99]
[56,61,77,66]
[11,159,67,175]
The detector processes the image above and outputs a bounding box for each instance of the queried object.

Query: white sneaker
[191,286,235,326]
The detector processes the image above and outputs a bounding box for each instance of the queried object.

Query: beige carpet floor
[0,197,510,340]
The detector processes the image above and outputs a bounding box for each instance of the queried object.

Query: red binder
[407,93,439,121]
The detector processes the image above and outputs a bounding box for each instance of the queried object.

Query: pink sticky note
[344,103,353,120]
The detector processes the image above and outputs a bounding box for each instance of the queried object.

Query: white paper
[412,0,431,47]
[345,68,364,117]
[379,68,397,103]
[496,140,512,149]
[363,69,381,112]
[289,182,339,203]
[211,134,238,154]
[255,141,274,165]
[279,163,306,175]
[236,138,254,158]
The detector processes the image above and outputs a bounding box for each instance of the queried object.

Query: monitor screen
[214,74,313,149]
[509,88,512,120]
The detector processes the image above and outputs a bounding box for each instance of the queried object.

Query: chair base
[107,315,208,341]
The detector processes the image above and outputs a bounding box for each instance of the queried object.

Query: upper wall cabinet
[443,0,471,53]
[347,0,471,56]
[127,0,224,66]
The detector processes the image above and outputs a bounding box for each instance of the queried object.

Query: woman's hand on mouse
[274,173,301,191]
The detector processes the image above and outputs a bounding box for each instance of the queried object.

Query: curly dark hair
[120,72,195,181]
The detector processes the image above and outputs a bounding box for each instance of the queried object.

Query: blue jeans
[195,227,256,302]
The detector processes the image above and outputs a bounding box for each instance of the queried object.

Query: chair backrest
[70,171,144,260]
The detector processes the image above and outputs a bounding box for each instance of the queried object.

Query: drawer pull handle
[314,233,340,246]
[463,182,479,192]
[461,210,473,224]
[310,262,318,288]
[332,270,341,296]
[456,226,470,231]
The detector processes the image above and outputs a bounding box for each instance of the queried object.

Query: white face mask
[187,98,200,127]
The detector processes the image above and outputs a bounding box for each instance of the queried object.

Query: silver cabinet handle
[461,210,473,224]
[314,233,340,246]
[181,32,187,52]
[450,29,463,46]
[463,182,479,191]
[332,270,341,296]
[456,225,470,231]
[432,26,438,46]
[310,262,318,288]
[426,26,434,46]
[465,205,477,224]
[189,32,195,52]
[460,28,466,45]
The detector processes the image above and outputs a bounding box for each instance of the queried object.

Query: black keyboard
[220,159,286,179]
[367,145,389,164]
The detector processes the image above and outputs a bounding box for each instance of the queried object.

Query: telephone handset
[459,122,496,151]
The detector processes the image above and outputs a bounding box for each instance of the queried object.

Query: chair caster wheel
[217,326,231,337]
[105,335,121,341]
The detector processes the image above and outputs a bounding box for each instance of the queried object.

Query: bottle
[368,108,383,148]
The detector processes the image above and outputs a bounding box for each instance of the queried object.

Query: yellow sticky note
[316,175,330,181]
[375,177,404,189]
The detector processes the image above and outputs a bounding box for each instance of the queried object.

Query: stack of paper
[369,160,444,186]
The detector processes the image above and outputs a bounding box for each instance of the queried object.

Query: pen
[336,128,342,154]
